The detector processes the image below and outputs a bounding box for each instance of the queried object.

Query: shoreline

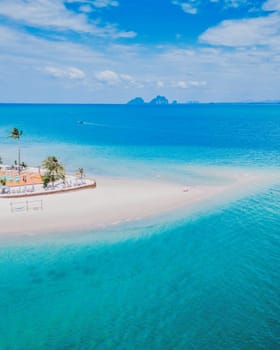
[0,171,274,237]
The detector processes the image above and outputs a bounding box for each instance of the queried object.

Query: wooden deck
[0,169,43,187]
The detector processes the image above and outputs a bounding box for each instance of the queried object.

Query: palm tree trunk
[18,138,21,175]
[52,173,55,188]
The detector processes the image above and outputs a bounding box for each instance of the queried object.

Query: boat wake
[77,120,111,128]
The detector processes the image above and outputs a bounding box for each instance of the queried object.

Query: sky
[0,0,279,103]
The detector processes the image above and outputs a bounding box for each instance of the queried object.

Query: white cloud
[0,0,92,33]
[0,19,279,103]
[0,0,135,39]
[215,0,261,9]
[119,73,134,81]
[172,1,198,15]
[173,80,207,88]
[175,80,188,88]
[91,0,119,8]
[45,66,85,79]
[109,29,137,39]
[73,0,120,10]
[95,70,120,84]
[188,80,207,87]
[157,80,165,88]
[93,70,207,90]
[172,0,261,14]
[0,24,107,65]
[66,0,119,8]
[223,0,248,8]
[94,70,138,87]
[199,13,280,47]
[181,3,198,14]
[263,0,280,12]
[79,4,93,13]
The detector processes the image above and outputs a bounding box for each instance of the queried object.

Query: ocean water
[0,104,280,349]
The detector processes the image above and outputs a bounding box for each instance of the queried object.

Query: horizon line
[0,101,280,106]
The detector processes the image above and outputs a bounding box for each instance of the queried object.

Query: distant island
[127,97,145,105]
[128,96,196,105]
[128,95,169,105]
[150,95,169,105]
[127,97,280,105]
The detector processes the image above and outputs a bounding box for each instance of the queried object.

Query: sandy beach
[0,171,271,236]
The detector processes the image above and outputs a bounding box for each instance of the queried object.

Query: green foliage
[76,167,85,179]
[0,178,6,186]
[42,156,65,187]
[42,174,51,188]
[9,128,23,140]
[9,127,23,174]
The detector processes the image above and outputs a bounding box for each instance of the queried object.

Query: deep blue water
[1,103,280,149]
[0,104,279,349]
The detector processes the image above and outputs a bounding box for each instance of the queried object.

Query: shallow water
[0,104,279,349]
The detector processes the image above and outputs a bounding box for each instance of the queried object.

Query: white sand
[0,172,272,236]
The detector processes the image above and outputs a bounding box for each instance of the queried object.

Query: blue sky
[0,0,279,103]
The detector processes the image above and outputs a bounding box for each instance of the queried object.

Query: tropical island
[0,128,96,197]
[0,127,272,236]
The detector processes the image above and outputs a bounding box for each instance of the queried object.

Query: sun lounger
[26,200,43,211]
[10,201,26,212]
[10,199,43,212]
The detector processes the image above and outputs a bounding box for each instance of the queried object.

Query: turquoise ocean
[0,104,279,349]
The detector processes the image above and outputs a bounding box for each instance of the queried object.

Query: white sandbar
[0,172,272,236]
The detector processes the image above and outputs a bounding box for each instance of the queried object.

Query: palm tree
[76,167,85,179]
[9,128,23,174]
[42,156,65,188]
[76,167,86,184]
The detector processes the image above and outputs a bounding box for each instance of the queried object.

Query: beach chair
[10,201,26,212]
[0,186,9,194]
[27,199,43,211]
